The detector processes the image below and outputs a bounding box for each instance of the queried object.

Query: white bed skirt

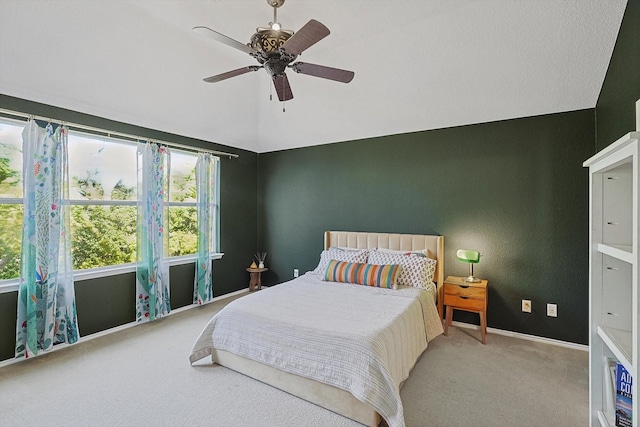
[212,349,381,427]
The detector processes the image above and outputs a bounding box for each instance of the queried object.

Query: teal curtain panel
[15,120,79,358]
[136,142,171,322]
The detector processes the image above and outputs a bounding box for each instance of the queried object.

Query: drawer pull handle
[460,296,469,299]
[606,267,619,271]
[460,285,470,289]
[607,176,619,180]
[606,222,618,225]
[607,312,619,316]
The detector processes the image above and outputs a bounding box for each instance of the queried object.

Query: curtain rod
[0,108,239,159]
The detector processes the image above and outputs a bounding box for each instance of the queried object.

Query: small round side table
[246,267,268,292]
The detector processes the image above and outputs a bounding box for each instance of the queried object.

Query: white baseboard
[450,320,588,351]
[0,288,249,369]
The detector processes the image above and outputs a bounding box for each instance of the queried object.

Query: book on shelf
[615,362,632,427]
[604,358,617,424]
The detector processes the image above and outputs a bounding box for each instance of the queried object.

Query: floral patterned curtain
[193,153,218,305]
[136,142,171,322]
[15,120,78,358]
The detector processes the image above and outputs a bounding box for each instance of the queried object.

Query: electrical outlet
[547,303,557,317]
[293,269,299,278]
[522,299,532,313]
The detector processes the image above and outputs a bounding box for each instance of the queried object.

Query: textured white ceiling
[0,0,627,153]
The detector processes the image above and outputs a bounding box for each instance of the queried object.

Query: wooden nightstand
[443,275,488,344]
[246,267,268,292]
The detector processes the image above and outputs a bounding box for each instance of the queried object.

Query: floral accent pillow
[368,249,437,290]
[312,247,369,275]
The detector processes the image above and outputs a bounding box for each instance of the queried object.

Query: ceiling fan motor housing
[250,29,293,54]
[266,0,285,8]
[264,58,289,77]
[250,29,296,76]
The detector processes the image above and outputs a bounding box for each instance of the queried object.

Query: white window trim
[0,253,224,294]
[0,197,22,204]
[59,201,199,207]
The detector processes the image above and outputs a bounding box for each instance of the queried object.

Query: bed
[190,231,444,427]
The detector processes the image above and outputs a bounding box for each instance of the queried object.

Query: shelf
[583,132,638,170]
[598,243,634,264]
[587,131,637,427]
[598,326,632,370]
[597,410,612,427]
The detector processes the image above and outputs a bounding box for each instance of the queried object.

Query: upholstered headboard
[324,231,444,318]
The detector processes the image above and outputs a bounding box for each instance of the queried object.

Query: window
[68,133,139,270]
[0,116,219,285]
[167,151,199,257]
[0,119,24,281]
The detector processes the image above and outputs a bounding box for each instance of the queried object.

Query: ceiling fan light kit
[194,0,354,103]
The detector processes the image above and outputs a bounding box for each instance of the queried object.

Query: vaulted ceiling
[0,0,628,153]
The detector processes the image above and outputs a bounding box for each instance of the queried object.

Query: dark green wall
[0,94,258,361]
[0,292,18,360]
[595,0,640,149]
[258,109,594,344]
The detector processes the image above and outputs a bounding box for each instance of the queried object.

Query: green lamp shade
[457,249,481,264]
[457,249,481,282]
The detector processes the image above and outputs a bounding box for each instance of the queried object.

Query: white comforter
[189,273,444,427]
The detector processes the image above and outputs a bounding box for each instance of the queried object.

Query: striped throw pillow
[324,260,401,289]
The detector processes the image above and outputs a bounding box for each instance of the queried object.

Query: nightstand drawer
[444,283,485,299]
[443,293,485,311]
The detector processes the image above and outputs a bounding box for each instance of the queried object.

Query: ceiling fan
[193,0,354,102]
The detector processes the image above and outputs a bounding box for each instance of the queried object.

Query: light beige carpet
[0,292,588,427]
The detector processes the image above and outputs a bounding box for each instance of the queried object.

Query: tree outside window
[0,119,206,281]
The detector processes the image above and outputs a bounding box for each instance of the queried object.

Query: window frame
[0,118,223,294]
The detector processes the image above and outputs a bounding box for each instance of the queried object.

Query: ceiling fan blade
[272,74,293,101]
[203,66,261,83]
[281,19,330,56]
[193,26,258,56]
[290,62,354,83]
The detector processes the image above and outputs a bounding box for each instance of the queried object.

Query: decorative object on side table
[247,253,268,292]
[254,252,267,269]
[443,275,489,344]
[456,249,481,283]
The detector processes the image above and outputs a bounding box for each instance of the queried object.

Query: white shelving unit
[585,131,639,427]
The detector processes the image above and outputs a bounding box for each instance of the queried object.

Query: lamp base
[463,262,481,283]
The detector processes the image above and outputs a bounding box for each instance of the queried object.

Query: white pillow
[333,246,368,252]
[376,247,428,257]
[312,247,369,275]
[368,249,436,289]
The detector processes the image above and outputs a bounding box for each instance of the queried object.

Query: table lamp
[457,249,481,283]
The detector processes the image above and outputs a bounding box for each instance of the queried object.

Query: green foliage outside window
[0,157,18,186]
[168,206,198,256]
[167,167,199,257]
[68,170,199,270]
[0,203,21,280]
[0,152,21,280]
[70,205,138,270]
[0,133,201,281]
